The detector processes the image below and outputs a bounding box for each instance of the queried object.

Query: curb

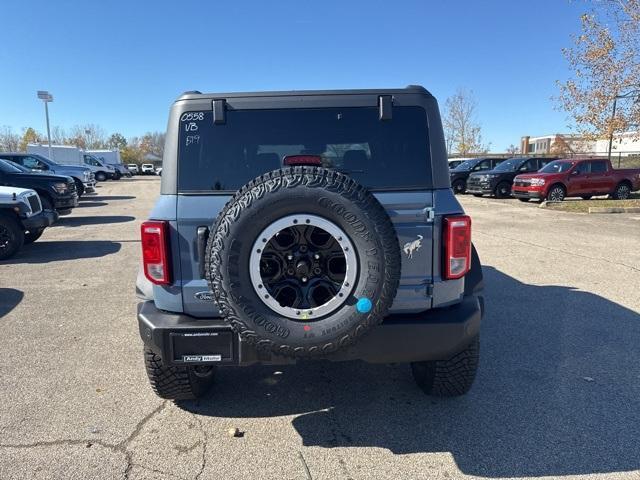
[588,207,640,214]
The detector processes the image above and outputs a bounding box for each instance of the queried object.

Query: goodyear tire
[206,166,401,357]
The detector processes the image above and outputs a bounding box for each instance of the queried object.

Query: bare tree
[557,0,640,140]
[51,126,67,145]
[67,124,106,149]
[506,144,520,155]
[443,88,490,155]
[0,126,20,152]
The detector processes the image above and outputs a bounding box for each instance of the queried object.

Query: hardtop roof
[175,85,432,103]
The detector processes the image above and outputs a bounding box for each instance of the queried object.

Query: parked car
[0,153,95,197]
[466,157,556,198]
[127,164,139,175]
[136,86,484,400]
[141,163,155,175]
[0,186,57,260]
[448,158,468,170]
[26,145,113,182]
[0,160,78,214]
[449,157,506,194]
[109,163,132,178]
[512,157,640,202]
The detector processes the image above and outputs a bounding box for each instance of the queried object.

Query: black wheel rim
[261,225,346,310]
[249,214,358,320]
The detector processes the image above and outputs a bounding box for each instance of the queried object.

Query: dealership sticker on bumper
[182,354,222,362]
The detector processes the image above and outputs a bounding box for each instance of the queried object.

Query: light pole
[37,91,53,159]
[608,88,640,162]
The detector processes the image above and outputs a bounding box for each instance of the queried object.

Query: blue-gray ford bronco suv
[137,86,484,400]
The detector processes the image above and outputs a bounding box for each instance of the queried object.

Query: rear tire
[411,335,480,397]
[144,348,215,400]
[24,228,44,244]
[0,214,25,261]
[611,182,631,200]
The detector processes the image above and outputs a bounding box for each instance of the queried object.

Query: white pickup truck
[0,186,57,260]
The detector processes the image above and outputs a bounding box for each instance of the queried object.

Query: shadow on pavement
[180,266,640,478]
[55,216,135,227]
[75,202,109,208]
[81,195,136,201]
[0,288,24,318]
[4,241,121,264]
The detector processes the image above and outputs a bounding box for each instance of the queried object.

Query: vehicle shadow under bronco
[176,266,640,478]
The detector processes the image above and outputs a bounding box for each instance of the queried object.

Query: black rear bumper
[137,295,482,366]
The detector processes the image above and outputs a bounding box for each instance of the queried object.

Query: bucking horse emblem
[403,235,423,259]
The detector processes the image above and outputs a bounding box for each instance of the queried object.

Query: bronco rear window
[177,106,431,192]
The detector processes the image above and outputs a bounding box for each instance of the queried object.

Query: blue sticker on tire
[356,298,372,313]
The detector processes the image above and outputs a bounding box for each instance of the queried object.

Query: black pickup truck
[0,159,78,214]
[466,157,557,198]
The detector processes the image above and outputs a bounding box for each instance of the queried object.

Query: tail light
[443,215,471,279]
[141,221,171,285]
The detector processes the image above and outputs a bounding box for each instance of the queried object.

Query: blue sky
[0,0,586,151]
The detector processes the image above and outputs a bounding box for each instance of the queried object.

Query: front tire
[24,228,45,244]
[546,185,566,202]
[95,172,107,182]
[74,179,85,197]
[411,335,480,397]
[452,180,466,194]
[0,214,25,260]
[144,348,215,400]
[494,181,512,199]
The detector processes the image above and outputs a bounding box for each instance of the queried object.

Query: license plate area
[170,331,234,364]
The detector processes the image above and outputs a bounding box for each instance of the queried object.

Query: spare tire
[206,166,401,357]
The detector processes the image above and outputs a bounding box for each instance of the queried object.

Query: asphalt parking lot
[1,178,639,480]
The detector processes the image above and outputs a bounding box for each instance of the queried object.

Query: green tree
[120,145,142,165]
[107,133,127,150]
[19,127,42,151]
[557,0,640,140]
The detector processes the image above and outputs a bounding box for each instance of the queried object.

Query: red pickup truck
[512,158,640,202]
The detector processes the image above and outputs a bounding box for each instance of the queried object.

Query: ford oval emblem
[194,291,215,302]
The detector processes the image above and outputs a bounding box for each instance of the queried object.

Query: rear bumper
[137,295,483,366]
[22,210,58,231]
